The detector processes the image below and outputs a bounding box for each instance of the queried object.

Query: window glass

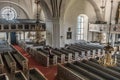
[1,6,17,20]
[76,15,84,40]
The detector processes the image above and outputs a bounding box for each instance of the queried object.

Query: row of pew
[57,55,120,80]
[0,68,47,80]
[28,42,105,67]
[0,45,47,80]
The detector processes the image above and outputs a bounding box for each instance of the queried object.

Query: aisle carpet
[14,45,57,80]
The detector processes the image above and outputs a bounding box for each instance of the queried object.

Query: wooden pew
[70,45,90,51]
[10,45,28,72]
[13,71,27,80]
[75,42,103,49]
[65,63,104,80]
[29,68,47,80]
[0,54,4,74]
[30,48,49,67]
[30,48,57,67]
[67,47,88,60]
[0,74,9,80]
[57,64,87,80]
[38,48,57,65]
[84,60,120,79]
[52,49,65,63]
[2,52,16,73]
[73,61,119,80]
[55,49,73,62]
[11,51,28,72]
[61,48,79,61]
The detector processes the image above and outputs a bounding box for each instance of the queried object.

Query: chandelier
[98,0,117,67]
[34,0,42,44]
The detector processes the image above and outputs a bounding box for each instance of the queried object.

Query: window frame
[76,16,84,40]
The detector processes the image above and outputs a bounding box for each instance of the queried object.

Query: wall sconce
[60,36,63,39]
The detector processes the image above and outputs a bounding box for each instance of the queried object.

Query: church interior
[0,0,120,80]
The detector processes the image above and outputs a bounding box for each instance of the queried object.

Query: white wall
[61,0,96,45]
[0,32,6,40]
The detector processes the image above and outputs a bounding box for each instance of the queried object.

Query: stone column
[8,32,11,44]
[46,18,60,48]
[45,19,53,46]
[112,33,115,47]
[52,18,60,48]
[19,32,21,40]
[23,31,25,41]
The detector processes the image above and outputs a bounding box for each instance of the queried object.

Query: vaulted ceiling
[0,0,112,22]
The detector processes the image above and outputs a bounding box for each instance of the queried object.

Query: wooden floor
[14,45,57,80]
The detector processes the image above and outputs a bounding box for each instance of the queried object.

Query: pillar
[52,18,60,48]
[19,32,21,40]
[46,18,60,48]
[8,32,11,44]
[45,19,53,46]
[23,31,25,41]
[112,33,116,47]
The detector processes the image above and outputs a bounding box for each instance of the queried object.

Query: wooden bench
[61,48,79,61]
[11,51,28,72]
[11,45,29,72]
[55,49,73,62]
[52,49,65,63]
[73,61,119,80]
[13,71,27,80]
[84,60,120,79]
[0,73,9,80]
[29,68,47,80]
[0,54,4,74]
[57,64,86,80]
[38,48,57,66]
[65,63,104,80]
[3,52,16,73]
[30,48,49,67]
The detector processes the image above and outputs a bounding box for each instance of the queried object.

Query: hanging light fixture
[34,0,41,44]
[35,0,40,25]
[98,0,117,67]
[103,0,114,53]
[97,0,107,44]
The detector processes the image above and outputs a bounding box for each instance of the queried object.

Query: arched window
[76,16,84,40]
[1,6,17,20]
[76,14,88,41]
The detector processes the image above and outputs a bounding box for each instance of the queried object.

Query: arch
[87,0,102,21]
[0,1,30,19]
[38,0,52,19]
[78,14,88,20]
[62,0,102,22]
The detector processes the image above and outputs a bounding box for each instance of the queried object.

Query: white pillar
[112,33,115,47]
[19,32,21,40]
[23,31,25,41]
[45,19,53,46]
[52,18,60,48]
[45,18,61,48]
[5,32,7,41]
[8,32,11,44]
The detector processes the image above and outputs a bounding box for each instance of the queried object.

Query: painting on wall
[67,32,72,39]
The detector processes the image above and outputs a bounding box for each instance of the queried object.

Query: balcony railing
[89,24,120,33]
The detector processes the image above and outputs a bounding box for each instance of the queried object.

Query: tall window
[76,16,84,40]
[1,6,17,20]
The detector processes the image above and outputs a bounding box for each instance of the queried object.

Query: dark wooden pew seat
[29,68,47,80]
[14,71,27,80]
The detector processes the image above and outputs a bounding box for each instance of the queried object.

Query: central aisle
[14,45,57,80]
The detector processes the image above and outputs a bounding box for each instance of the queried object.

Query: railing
[0,23,46,32]
[89,24,120,33]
